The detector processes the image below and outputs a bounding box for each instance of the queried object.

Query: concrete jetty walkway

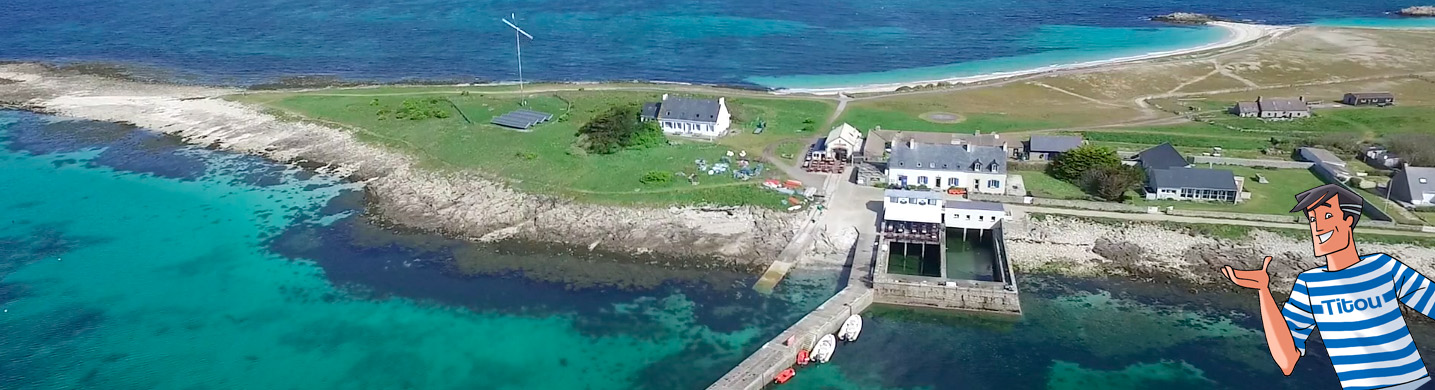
[711,231,877,390]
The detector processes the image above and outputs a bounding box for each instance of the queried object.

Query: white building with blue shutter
[885,140,1009,195]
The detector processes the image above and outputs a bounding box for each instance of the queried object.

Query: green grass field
[836,106,1058,134]
[1079,130,1275,151]
[228,88,833,207]
[1193,104,1435,139]
[1015,169,1088,200]
[1128,167,1325,215]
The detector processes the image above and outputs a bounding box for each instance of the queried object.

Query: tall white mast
[502,15,534,105]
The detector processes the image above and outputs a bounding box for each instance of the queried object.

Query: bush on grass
[640,171,673,185]
[576,105,667,154]
[1048,145,1121,183]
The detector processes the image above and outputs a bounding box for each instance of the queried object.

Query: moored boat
[837,314,862,342]
[810,334,836,363]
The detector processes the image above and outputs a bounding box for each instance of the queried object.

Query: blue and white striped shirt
[1283,253,1434,390]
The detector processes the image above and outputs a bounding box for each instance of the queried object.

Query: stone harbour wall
[873,281,1022,314]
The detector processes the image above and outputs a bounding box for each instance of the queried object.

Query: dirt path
[1029,81,1128,109]
[1165,61,1223,94]
[824,93,850,128]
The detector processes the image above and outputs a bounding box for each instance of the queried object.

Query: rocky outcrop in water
[0,63,800,268]
[1150,12,1228,25]
[1400,6,1435,16]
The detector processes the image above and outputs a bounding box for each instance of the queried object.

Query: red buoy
[775,368,796,384]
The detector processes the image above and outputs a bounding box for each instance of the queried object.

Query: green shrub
[640,171,673,185]
[515,151,538,161]
[1048,145,1120,183]
[576,105,666,154]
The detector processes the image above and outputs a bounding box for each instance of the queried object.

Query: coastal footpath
[0,64,800,268]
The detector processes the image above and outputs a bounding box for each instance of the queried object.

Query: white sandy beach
[776,22,1292,96]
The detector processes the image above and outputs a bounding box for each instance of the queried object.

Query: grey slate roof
[1136,143,1188,170]
[1027,135,1083,153]
[885,189,943,201]
[1348,92,1395,100]
[888,142,1007,174]
[1148,168,1238,191]
[945,200,1006,211]
[640,102,660,119]
[1236,101,1259,114]
[1395,167,1435,201]
[1258,97,1307,112]
[657,96,721,123]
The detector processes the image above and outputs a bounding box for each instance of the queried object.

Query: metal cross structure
[501,14,534,105]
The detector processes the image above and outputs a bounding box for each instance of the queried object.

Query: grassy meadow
[229,87,833,208]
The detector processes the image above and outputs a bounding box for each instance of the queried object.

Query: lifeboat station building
[873,190,1021,314]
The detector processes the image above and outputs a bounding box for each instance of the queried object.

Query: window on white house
[988,180,1000,188]
[917,176,928,185]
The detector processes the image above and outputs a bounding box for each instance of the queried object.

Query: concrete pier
[710,231,877,390]
[706,287,873,390]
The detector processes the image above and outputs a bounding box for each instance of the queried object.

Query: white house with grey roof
[1230,96,1310,119]
[885,140,1008,195]
[1144,167,1243,203]
[1391,166,1435,207]
[644,94,731,138]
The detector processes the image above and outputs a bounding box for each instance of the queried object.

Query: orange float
[774,368,796,384]
[796,349,810,365]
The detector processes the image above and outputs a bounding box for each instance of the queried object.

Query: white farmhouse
[824,123,864,161]
[642,94,731,138]
[885,140,1008,195]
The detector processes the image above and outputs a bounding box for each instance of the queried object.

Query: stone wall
[1192,156,1314,169]
[873,281,1022,314]
[1165,209,1301,223]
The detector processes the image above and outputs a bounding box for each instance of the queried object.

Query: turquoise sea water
[0,111,839,389]
[0,0,1424,89]
[1310,17,1435,28]
[9,109,1435,388]
[747,25,1229,90]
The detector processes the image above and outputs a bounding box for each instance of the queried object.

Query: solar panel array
[491,109,553,130]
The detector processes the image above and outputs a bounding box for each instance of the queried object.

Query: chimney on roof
[908,138,916,149]
[1001,142,1008,152]
[974,130,980,135]
[662,93,669,101]
[963,143,970,152]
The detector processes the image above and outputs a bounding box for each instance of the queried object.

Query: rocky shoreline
[0,63,800,267]
[1150,12,1229,25]
[1400,6,1435,17]
[1003,215,1435,288]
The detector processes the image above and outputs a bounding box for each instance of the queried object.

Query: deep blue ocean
[1,0,1431,89]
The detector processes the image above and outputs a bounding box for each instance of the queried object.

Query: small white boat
[837,314,862,342]
[810,334,836,363]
